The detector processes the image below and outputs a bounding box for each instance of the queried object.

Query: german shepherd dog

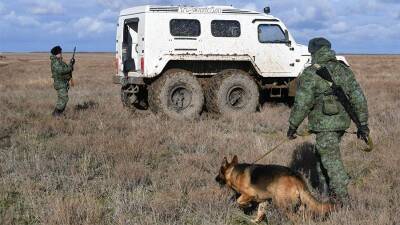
[215,155,335,223]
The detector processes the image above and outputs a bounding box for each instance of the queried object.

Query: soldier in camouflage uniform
[287,38,369,205]
[50,46,75,117]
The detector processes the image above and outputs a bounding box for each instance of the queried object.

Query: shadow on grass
[74,100,99,111]
[289,142,328,194]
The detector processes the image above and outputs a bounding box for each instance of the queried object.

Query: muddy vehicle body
[113,5,321,119]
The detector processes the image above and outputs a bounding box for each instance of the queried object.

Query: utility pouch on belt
[322,95,339,116]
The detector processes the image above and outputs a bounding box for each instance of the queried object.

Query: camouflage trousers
[55,86,69,111]
[314,131,350,201]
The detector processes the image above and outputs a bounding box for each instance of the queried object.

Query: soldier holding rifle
[50,46,76,117]
[287,38,370,206]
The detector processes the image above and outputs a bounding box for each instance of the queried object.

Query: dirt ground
[0,53,399,225]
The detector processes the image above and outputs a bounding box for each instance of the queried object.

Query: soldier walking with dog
[50,46,75,117]
[287,38,369,206]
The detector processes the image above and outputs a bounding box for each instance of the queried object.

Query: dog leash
[344,131,374,152]
[252,131,312,164]
[252,128,372,164]
[252,138,288,164]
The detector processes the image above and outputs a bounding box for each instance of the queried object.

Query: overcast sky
[0,0,399,53]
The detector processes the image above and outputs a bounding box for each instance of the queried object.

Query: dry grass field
[0,53,399,225]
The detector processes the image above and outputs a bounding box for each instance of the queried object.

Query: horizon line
[1,51,400,56]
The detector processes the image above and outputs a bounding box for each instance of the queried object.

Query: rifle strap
[314,64,335,87]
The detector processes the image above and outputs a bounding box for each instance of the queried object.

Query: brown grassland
[0,53,399,225]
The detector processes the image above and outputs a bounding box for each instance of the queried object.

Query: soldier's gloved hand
[70,58,75,66]
[357,125,370,142]
[287,127,297,140]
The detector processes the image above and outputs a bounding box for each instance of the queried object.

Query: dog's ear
[222,157,228,168]
[231,155,238,165]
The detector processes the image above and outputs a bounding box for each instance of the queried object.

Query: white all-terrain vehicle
[113,5,313,119]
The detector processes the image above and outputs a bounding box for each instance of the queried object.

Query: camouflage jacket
[50,55,72,89]
[289,47,368,132]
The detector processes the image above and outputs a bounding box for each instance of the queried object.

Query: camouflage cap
[51,46,62,55]
[308,38,331,54]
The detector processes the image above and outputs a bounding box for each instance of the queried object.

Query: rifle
[316,66,373,152]
[70,46,76,87]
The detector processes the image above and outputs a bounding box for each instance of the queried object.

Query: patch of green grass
[0,191,39,225]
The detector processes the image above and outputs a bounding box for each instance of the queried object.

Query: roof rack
[149,6,179,12]
[222,9,259,14]
[147,6,260,14]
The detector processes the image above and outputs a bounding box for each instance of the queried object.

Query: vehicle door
[122,18,140,73]
[254,23,295,76]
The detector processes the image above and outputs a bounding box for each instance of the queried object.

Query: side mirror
[284,30,292,46]
[264,7,271,14]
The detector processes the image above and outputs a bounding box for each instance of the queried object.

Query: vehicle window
[258,24,286,43]
[211,20,241,37]
[170,19,201,37]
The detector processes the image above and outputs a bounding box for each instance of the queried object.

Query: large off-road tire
[210,69,259,115]
[148,69,204,120]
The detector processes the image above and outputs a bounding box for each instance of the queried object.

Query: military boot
[52,108,64,117]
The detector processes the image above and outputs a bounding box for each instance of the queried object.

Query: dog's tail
[298,186,335,216]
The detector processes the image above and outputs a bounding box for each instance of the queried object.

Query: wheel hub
[170,86,192,111]
[227,86,247,109]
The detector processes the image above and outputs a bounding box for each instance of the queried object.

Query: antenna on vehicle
[264,6,271,14]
